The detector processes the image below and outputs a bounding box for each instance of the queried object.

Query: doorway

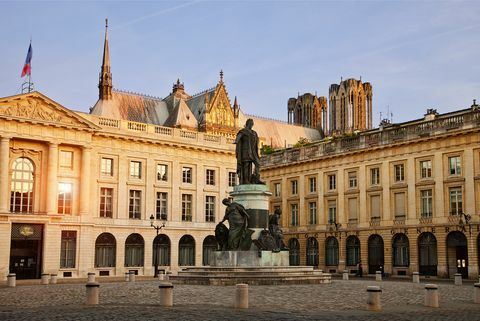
[9,224,43,279]
[446,231,468,278]
[368,234,384,274]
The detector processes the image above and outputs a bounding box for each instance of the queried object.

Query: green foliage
[293,137,310,148]
[260,144,275,155]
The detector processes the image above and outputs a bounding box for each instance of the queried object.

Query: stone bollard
[424,284,439,308]
[474,283,480,304]
[412,272,420,283]
[50,274,57,284]
[343,270,349,280]
[41,273,50,285]
[366,286,382,311]
[375,271,382,282]
[234,283,249,309]
[87,272,95,283]
[85,282,100,305]
[125,272,130,282]
[454,273,462,286]
[158,282,174,307]
[7,273,16,287]
[128,272,136,282]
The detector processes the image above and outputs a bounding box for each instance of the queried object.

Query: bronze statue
[216,198,253,251]
[253,229,279,252]
[235,118,264,185]
[269,208,288,250]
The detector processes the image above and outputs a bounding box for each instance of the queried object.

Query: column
[46,142,58,215]
[79,146,91,216]
[0,136,11,213]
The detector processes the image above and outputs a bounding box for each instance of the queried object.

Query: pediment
[0,92,99,130]
[205,84,235,127]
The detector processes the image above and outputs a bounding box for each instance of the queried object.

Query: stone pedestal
[87,272,95,283]
[128,272,136,282]
[230,184,271,241]
[210,250,289,267]
[343,270,349,280]
[454,273,462,286]
[85,282,100,305]
[375,271,382,281]
[412,272,420,283]
[41,273,50,285]
[125,272,130,282]
[366,286,381,311]
[7,273,16,287]
[425,284,439,307]
[159,283,174,307]
[234,284,249,309]
[50,274,57,284]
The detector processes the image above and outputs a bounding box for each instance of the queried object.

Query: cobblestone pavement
[0,279,479,320]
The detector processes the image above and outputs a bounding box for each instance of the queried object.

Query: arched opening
[306,237,319,266]
[179,235,195,266]
[368,234,384,274]
[346,235,360,266]
[202,235,217,266]
[392,233,409,267]
[10,157,35,213]
[325,237,339,266]
[288,238,300,266]
[447,231,468,278]
[418,232,437,276]
[124,233,144,267]
[153,234,170,267]
[95,233,116,267]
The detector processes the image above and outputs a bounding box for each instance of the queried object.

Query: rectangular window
[309,177,317,193]
[129,161,142,179]
[370,195,381,219]
[449,187,463,215]
[328,174,336,191]
[348,198,358,222]
[156,192,168,220]
[182,167,192,183]
[394,192,406,219]
[60,231,76,268]
[449,156,461,175]
[100,158,113,176]
[182,194,192,221]
[328,200,337,224]
[205,196,215,222]
[206,169,215,186]
[59,150,73,168]
[99,187,113,218]
[371,168,380,185]
[420,160,432,178]
[290,203,299,226]
[308,201,317,225]
[274,183,281,197]
[228,172,236,187]
[156,164,168,181]
[394,164,405,182]
[291,180,298,195]
[129,190,141,219]
[58,183,72,214]
[348,172,357,189]
[421,189,433,218]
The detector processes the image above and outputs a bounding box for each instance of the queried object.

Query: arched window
[289,238,300,266]
[179,235,195,266]
[368,234,384,274]
[202,235,217,266]
[418,232,437,276]
[392,233,409,267]
[306,237,319,266]
[325,237,339,266]
[153,234,170,266]
[10,157,34,213]
[125,233,144,267]
[346,236,360,266]
[95,233,116,267]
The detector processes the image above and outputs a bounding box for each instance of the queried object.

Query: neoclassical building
[261,105,480,279]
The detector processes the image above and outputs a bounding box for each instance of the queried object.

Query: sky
[1,0,479,124]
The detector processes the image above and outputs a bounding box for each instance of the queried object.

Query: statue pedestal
[210,250,289,267]
[230,184,271,241]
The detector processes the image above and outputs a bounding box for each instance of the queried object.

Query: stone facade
[261,104,480,279]
[287,93,327,133]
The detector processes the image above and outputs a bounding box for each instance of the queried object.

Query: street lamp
[150,214,166,278]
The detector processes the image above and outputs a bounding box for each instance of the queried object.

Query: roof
[163,98,198,129]
[186,87,216,123]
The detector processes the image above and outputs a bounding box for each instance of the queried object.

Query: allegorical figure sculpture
[235,118,264,185]
[269,208,288,250]
[216,198,253,251]
[253,229,279,252]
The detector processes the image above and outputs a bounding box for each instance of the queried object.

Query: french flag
[21,43,33,78]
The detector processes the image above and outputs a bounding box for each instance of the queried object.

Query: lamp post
[150,214,166,278]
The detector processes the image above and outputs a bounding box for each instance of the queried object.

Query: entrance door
[418,232,438,276]
[10,224,43,279]
[368,234,384,274]
[446,231,468,278]
[456,246,468,278]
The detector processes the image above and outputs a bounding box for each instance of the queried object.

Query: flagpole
[28,38,32,92]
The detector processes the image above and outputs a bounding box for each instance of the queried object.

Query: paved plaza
[0,278,479,321]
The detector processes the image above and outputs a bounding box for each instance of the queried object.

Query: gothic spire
[99,18,112,100]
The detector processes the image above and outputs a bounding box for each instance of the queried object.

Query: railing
[419,216,433,225]
[127,121,147,132]
[154,126,173,136]
[262,108,480,167]
[180,130,197,140]
[204,134,221,143]
[98,117,119,128]
[369,217,381,227]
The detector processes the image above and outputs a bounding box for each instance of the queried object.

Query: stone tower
[287,93,328,133]
[98,19,112,100]
[329,78,372,135]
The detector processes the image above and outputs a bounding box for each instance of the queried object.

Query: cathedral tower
[98,18,112,100]
[287,93,328,133]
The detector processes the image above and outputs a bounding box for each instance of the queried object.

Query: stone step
[171,274,331,286]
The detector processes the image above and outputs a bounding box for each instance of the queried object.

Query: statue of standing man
[235,118,264,185]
